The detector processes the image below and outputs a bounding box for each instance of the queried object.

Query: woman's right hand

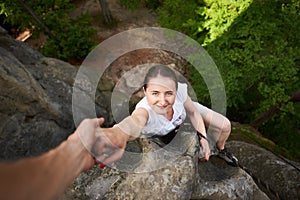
[93,127,130,165]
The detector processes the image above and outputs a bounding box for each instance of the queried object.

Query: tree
[99,0,113,25]
[158,0,300,158]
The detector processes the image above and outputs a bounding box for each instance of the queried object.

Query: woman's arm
[0,118,104,200]
[96,108,149,165]
[115,108,149,140]
[184,96,206,135]
[184,97,210,160]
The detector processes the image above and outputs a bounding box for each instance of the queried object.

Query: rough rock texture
[227,141,300,200]
[66,140,300,200]
[0,26,72,159]
[192,156,270,200]
[0,27,108,159]
[62,132,270,200]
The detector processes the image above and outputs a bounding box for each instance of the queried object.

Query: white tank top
[135,82,188,137]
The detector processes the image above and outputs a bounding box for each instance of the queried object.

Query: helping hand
[75,118,130,168]
[68,118,105,170]
[92,127,129,166]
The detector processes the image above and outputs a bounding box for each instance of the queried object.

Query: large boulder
[0,27,109,159]
[0,27,69,159]
[65,139,299,200]
[227,141,300,200]
[62,129,269,200]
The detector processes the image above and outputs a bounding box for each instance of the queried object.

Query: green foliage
[159,0,299,113]
[1,0,96,61]
[158,0,200,33]
[40,14,96,61]
[1,0,72,35]
[204,0,299,119]
[185,0,252,45]
[158,0,300,158]
[120,0,142,10]
[145,0,162,10]
[260,102,300,161]
[120,0,162,10]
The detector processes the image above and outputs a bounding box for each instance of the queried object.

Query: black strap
[151,126,180,145]
[197,131,207,140]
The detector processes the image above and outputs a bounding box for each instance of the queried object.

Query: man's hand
[72,118,131,167]
[67,118,105,170]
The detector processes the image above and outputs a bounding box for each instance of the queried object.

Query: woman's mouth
[157,105,168,109]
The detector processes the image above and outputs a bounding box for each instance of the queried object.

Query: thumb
[98,118,105,126]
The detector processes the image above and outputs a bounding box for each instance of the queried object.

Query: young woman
[99,65,235,165]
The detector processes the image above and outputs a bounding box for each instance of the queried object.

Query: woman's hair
[143,65,178,90]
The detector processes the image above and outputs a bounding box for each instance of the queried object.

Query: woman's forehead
[147,76,176,91]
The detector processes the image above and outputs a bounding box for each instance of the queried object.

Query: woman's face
[144,75,177,115]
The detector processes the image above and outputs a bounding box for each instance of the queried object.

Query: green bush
[1,0,96,61]
[120,0,163,10]
[158,0,200,34]
[145,0,162,10]
[120,0,142,10]
[40,14,96,61]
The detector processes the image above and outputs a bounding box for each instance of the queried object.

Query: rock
[63,129,270,200]
[227,141,300,200]
[0,28,110,160]
[0,26,43,65]
[0,26,189,160]
[0,39,68,159]
[192,156,270,200]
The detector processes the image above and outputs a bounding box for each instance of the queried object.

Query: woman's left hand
[199,138,210,161]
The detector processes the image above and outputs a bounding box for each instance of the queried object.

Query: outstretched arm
[97,108,148,165]
[0,118,104,200]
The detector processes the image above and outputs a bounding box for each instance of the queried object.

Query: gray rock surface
[63,132,270,200]
[0,27,109,160]
[0,30,70,159]
[227,141,300,200]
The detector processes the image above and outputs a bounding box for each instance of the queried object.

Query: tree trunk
[250,91,300,129]
[18,0,53,37]
[98,0,113,25]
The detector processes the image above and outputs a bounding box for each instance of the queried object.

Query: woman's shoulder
[135,97,148,108]
[177,82,188,101]
[178,82,188,87]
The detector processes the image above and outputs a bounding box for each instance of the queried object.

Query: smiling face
[144,75,177,116]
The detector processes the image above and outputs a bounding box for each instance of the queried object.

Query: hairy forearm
[0,135,93,200]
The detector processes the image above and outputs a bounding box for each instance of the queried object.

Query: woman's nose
[159,94,166,104]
